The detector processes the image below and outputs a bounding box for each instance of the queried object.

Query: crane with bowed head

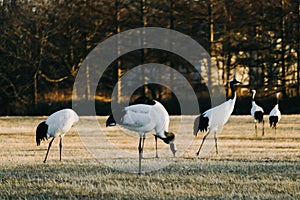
[36,109,79,163]
[106,99,176,174]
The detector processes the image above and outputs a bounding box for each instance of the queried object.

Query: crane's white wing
[121,104,155,133]
[46,109,78,137]
[251,102,264,116]
[204,99,235,128]
[269,105,281,120]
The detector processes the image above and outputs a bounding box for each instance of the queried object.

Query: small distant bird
[269,92,281,133]
[106,99,176,174]
[36,109,79,163]
[194,78,241,156]
[250,89,264,136]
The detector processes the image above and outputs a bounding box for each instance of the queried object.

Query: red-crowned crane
[250,89,265,136]
[193,78,242,156]
[129,96,173,158]
[106,99,176,174]
[36,108,79,163]
[269,92,281,133]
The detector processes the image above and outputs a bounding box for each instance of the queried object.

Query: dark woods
[0,0,300,115]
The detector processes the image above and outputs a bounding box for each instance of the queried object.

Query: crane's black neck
[229,82,237,100]
[36,121,48,146]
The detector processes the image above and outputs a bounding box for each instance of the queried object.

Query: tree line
[0,0,300,115]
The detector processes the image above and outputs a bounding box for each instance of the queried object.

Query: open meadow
[0,115,299,199]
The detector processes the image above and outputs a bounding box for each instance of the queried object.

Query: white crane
[36,108,79,163]
[129,96,170,158]
[269,92,281,133]
[106,100,176,174]
[193,78,241,156]
[250,89,265,136]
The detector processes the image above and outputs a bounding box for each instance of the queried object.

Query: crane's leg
[138,137,143,175]
[214,131,218,154]
[255,121,257,136]
[262,119,265,136]
[155,135,158,158]
[43,138,55,163]
[196,131,210,156]
[141,135,146,159]
[59,137,62,161]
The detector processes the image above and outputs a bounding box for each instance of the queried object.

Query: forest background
[1,0,300,115]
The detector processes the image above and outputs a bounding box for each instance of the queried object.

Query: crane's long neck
[252,91,256,102]
[276,93,280,104]
[229,82,237,100]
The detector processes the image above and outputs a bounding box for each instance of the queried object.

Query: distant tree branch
[39,71,68,83]
[0,73,28,104]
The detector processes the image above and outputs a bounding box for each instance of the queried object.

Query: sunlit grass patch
[0,115,299,199]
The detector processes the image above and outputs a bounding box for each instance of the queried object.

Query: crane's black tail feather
[254,111,264,123]
[269,116,278,128]
[193,114,209,136]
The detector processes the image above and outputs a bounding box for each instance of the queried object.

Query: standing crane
[36,108,79,163]
[250,89,265,136]
[193,78,242,156]
[269,92,281,133]
[106,99,176,174]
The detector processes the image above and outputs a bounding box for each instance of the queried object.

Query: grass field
[0,115,299,199]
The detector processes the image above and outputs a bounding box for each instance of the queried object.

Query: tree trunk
[140,0,147,97]
[297,0,300,96]
[207,0,213,89]
[33,71,38,106]
[115,0,122,103]
[281,0,286,97]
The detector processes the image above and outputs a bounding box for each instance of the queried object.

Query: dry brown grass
[0,115,299,199]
